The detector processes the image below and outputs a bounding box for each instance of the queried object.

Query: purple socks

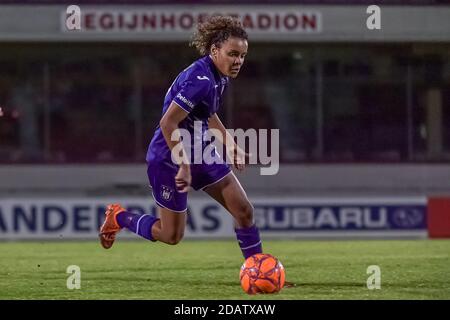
[115,211,262,254]
[235,224,263,259]
[116,211,159,242]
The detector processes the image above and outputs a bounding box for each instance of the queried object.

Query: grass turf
[0,239,449,300]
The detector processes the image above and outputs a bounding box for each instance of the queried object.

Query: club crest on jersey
[160,185,174,201]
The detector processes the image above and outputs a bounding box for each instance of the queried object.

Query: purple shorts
[147,160,231,212]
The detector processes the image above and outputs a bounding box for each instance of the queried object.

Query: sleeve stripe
[172,100,191,113]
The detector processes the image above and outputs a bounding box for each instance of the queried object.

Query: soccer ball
[239,253,286,294]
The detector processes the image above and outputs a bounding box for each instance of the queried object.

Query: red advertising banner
[427,197,450,238]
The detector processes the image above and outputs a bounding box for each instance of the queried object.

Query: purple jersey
[146,55,229,164]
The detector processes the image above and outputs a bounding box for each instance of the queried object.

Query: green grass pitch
[0,239,449,299]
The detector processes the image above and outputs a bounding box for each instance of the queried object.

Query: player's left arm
[208,113,249,171]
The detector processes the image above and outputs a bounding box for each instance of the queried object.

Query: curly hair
[190,16,248,56]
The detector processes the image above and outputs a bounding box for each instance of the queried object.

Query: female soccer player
[99,16,262,260]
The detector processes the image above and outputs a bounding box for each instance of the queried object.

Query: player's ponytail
[190,16,248,56]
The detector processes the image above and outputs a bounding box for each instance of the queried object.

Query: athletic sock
[116,211,159,242]
[235,224,263,259]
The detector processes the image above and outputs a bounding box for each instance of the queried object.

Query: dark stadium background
[0,0,449,302]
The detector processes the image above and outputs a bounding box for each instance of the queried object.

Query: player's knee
[166,232,184,245]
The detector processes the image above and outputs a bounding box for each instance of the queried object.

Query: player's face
[212,37,248,78]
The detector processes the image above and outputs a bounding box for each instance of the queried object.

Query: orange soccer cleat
[99,203,126,249]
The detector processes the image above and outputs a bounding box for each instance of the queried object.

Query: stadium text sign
[254,205,426,230]
[63,9,321,33]
[0,197,426,240]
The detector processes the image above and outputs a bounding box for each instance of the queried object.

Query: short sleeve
[172,73,211,113]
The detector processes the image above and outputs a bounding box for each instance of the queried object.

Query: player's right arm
[160,69,211,192]
[159,102,191,192]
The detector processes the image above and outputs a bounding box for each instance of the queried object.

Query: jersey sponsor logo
[175,93,195,109]
[196,75,210,81]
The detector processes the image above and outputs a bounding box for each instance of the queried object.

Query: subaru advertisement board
[0,197,427,240]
